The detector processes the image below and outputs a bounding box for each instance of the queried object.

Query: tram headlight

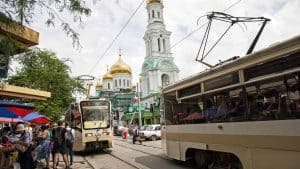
[102,132,110,135]
[85,133,93,137]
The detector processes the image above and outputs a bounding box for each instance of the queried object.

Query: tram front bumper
[83,135,113,150]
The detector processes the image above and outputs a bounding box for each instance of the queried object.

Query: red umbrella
[0,101,35,117]
[29,116,51,124]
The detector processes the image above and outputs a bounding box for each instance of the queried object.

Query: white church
[140,0,179,111]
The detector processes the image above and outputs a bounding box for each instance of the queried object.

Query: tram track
[82,156,96,169]
[103,149,140,169]
[114,141,163,158]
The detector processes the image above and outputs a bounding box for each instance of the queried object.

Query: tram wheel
[194,150,207,168]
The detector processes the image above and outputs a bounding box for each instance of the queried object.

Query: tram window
[178,83,201,99]
[244,52,300,81]
[204,72,239,91]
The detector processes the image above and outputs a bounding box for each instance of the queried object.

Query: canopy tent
[29,116,51,124]
[0,101,35,117]
[22,112,41,121]
[23,112,51,124]
[0,107,19,118]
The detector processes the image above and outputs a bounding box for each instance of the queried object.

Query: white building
[140,0,179,110]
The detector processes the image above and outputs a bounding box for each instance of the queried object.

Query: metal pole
[137,83,142,127]
[246,19,270,55]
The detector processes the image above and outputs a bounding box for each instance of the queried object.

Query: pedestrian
[12,123,35,169]
[51,121,71,169]
[50,123,58,168]
[123,125,128,142]
[65,123,74,166]
[132,125,142,144]
[33,125,50,169]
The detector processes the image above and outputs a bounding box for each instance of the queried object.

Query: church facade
[140,0,179,123]
[95,52,136,126]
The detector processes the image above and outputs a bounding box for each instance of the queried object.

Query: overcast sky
[28,0,300,85]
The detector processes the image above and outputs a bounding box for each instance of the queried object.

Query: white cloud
[25,0,300,85]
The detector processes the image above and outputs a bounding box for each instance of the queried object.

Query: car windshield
[146,126,156,131]
[141,126,148,131]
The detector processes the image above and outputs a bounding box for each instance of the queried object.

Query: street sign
[128,106,145,112]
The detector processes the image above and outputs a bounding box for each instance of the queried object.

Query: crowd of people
[0,121,74,169]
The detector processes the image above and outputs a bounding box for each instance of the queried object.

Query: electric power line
[88,0,145,75]
[167,0,242,52]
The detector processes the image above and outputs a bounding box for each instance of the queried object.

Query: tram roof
[162,34,300,94]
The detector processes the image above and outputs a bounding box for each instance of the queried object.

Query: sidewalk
[36,155,93,169]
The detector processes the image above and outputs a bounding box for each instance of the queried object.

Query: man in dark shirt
[51,121,71,169]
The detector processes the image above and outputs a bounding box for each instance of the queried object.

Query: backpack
[53,127,64,145]
[133,128,139,136]
[66,129,74,144]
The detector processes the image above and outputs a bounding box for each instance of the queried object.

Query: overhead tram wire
[88,0,145,75]
[167,0,242,52]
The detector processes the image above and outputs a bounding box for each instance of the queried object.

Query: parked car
[113,125,124,136]
[139,124,161,141]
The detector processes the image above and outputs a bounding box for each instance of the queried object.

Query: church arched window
[163,39,166,52]
[119,79,121,87]
[115,80,117,87]
[162,74,170,88]
[152,10,155,18]
[127,80,129,87]
[158,38,161,52]
[108,83,111,89]
[123,79,126,86]
[157,12,160,18]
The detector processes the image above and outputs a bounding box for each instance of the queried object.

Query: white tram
[161,35,300,169]
[65,99,113,151]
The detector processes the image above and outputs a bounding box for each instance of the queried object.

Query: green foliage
[7,48,85,121]
[0,37,28,78]
[0,0,93,49]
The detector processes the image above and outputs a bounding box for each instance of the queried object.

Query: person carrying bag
[13,123,35,169]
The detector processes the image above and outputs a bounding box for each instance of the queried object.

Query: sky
[27,0,300,87]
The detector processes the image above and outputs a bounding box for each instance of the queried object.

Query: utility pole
[137,83,142,127]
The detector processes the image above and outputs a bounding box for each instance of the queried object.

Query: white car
[139,124,161,141]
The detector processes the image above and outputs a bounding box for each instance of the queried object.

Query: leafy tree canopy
[7,48,85,121]
[0,0,93,48]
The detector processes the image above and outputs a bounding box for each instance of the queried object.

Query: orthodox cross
[118,48,122,55]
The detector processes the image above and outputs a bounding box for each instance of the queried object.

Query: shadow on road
[135,155,195,169]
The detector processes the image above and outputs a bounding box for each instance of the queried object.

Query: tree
[0,0,93,48]
[7,48,85,121]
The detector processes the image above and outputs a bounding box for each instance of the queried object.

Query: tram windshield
[80,101,110,129]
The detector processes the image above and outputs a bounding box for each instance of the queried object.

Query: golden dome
[95,82,102,89]
[102,71,113,80]
[147,0,162,4]
[109,54,132,75]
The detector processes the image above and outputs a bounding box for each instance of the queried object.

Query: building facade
[139,0,179,124]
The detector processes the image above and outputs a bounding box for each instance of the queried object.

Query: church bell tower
[140,0,179,98]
